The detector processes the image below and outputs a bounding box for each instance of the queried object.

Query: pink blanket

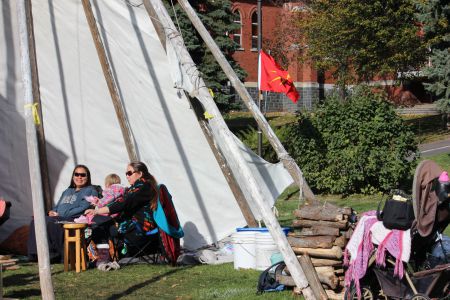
[344,210,411,298]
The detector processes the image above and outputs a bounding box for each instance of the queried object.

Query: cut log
[0,259,18,264]
[293,246,343,259]
[294,208,344,222]
[298,255,328,300]
[2,265,20,271]
[0,255,12,260]
[325,289,345,300]
[344,228,354,239]
[315,266,334,273]
[303,201,352,216]
[310,258,343,267]
[291,226,340,237]
[292,219,348,229]
[316,269,339,290]
[334,236,347,248]
[288,236,336,249]
[280,269,339,290]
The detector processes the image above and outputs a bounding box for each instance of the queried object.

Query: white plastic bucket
[255,232,279,271]
[96,243,110,266]
[232,231,256,269]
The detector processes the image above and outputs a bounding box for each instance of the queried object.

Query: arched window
[232,10,243,49]
[251,11,258,50]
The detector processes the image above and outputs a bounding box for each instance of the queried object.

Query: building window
[232,10,243,49]
[251,11,258,50]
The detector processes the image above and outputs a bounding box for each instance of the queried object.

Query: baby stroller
[344,160,450,300]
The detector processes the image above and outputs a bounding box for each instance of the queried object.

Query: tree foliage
[166,0,246,112]
[297,0,427,89]
[284,86,418,194]
[415,0,450,111]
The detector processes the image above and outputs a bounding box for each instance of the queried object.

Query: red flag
[258,50,299,103]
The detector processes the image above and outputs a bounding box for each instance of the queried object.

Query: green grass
[4,262,299,299]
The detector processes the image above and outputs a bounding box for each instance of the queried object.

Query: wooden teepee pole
[144,1,318,298]
[142,1,257,227]
[176,0,315,203]
[16,1,55,299]
[81,0,138,162]
[24,0,53,211]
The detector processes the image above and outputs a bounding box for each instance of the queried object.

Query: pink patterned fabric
[74,214,95,224]
[344,211,378,298]
[375,229,405,278]
[85,184,125,218]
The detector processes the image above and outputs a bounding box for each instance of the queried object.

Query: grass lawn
[4,262,299,300]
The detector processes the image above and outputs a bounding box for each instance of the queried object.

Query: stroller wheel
[410,294,431,300]
[344,285,376,300]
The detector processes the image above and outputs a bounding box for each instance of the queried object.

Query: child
[89,173,125,217]
[75,173,125,223]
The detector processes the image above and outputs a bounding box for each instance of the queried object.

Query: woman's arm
[85,205,110,216]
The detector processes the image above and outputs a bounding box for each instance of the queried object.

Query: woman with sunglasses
[86,161,161,258]
[28,164,98,262]
[86,161,183,264]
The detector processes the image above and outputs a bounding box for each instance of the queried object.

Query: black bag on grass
[256,260,286,294]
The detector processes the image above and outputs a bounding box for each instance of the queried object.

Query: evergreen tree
[297,0,428,92]
[415,0,450,110]
[166,0,246,112]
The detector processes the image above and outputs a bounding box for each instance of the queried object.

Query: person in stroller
[344,160,450,300]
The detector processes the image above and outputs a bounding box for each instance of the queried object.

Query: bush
[284,86,418,194]
[237,125,291,163]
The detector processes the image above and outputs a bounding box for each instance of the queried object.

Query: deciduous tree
[297,0,427,92]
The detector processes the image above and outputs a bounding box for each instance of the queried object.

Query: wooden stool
[63,223,87,272]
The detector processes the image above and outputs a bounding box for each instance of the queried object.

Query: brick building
[230,0,321,112]
[229,0,428,112]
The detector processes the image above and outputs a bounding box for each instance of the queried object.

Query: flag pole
[257,0,263,156]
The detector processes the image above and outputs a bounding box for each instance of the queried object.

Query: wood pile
[281,202,354,299]
[0,255,20,271]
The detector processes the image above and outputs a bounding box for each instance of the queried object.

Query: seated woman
[27,164,98,262]
[85,161,183,264]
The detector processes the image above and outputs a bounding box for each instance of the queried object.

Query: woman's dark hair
[69,164,92,188]
[129,161,158,209]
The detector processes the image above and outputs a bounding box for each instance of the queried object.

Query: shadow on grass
[3,272,41,298]
[106,265,193,300]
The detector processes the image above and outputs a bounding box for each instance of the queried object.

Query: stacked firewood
[0,255,19,271]
[279,202,354,300]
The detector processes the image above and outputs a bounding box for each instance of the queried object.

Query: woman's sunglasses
[125,170,136,177]
[74,173,87,178]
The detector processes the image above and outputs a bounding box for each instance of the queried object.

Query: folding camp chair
[118,224,162,267]
[118,184,183,267]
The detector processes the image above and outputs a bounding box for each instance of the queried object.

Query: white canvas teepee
[0,0,293,251]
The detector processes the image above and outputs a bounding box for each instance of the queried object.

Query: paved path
[419,138,450,157]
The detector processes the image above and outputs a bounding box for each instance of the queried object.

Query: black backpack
[377,189,415,230]
[256,261,286,294]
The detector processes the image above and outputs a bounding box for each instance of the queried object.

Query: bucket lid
[236,227,290,234]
